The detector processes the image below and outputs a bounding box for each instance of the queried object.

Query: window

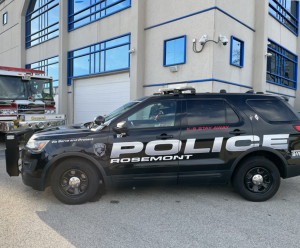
[187,100,239,126]
[266,39,298,89]
[163,35,186,67]
[247,100,298,121]
[68,0,131,31]
[67,34,130,85]
[3,12,7,25]
[269,0,299,35]
[26,56,59,88]
[230,36,244,68]
[125,101,177,129]
[26,0,59,49]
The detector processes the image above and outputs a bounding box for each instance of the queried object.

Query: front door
[107,100,182,186]
[178,98,253,184]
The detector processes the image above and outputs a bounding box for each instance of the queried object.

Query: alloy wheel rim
[244,167,273,194]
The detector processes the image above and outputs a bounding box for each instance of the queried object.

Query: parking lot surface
[1,137,300,248]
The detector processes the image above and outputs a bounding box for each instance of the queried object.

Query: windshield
[28,78,54,100]
[103,97,147,125]
[0,76,27,100]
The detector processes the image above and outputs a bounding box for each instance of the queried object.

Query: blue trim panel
[266,90,296,98]
[144,79,253,89]
[230,36,244,68]
[145,6,255,32]
[163,35,186,67]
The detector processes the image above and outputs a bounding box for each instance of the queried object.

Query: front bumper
[0,117,66,132]
[22,171,45,191]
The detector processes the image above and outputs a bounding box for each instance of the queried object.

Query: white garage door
[74,73,130,123]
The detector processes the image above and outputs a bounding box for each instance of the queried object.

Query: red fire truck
[0,66,66,133]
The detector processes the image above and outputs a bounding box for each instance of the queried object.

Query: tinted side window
[248,100,298,121]
[187,100,226,125]
[126,101,177,129]
[226,103,240,123]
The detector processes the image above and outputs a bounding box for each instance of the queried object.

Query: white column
[252,0,269,93]
[58,0,70,122]
[129,0,146,100]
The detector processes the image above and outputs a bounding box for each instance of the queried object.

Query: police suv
[5,87,300,204]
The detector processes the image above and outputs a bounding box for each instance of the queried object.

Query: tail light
[293,125,300,132]
[0,103,17,116]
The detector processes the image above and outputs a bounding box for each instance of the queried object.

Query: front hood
[32,124,92,140]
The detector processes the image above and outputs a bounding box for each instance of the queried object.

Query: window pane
[286,0,297,17]
[127,101,177,129]
[285,59,295,80]
[248,100,298,121]
[165,37,185,66]
[72,0,91,13]
[73,55,90,77]
[187,100,226,126]
[47,64,59,81]
[106,35,130,49]
[231,38,242,66]
[106,0,130,15]
[267,50,276,73]
[105,45,129,71]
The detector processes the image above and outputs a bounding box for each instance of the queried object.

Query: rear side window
[247,100,298,121]
[187,100,239,125]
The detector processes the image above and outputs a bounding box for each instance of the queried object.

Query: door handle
[229,130,246,135]
[156,134,174,139]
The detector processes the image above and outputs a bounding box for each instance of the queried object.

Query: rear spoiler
[5,129,35,177]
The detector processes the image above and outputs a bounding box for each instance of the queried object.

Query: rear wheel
[51,158,100,205]
[232,156,280,202]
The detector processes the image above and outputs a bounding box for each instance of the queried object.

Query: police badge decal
[93,143,106,157]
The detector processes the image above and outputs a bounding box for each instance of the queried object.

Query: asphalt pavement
[1,137,300,247]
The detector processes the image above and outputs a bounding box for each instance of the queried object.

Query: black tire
[51,158,100,205]
[232,156,280,202]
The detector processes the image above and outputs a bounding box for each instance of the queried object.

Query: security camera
[199,35,207,45]
[219,35,229,46]
[128,48,135,54]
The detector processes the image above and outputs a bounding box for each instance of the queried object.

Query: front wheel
[232,156,280,202]
[51,158,100,205]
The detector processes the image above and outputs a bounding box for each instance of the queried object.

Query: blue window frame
[68,0,131,31]
[266,39,298,89]
[163,35,186,67]
[269,0,299,35]
[67,33,130,85]
[26,56,59,88]
[230,36,244,68]
[26,0,59,49]
[3,12,7,25]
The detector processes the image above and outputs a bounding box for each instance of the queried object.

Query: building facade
[0,0,299,124]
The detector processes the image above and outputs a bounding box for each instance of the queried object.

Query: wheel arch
[230,147,288,180]
[41,152,112,189]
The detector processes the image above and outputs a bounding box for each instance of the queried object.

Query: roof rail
[220,89,226,93]
[246,90,254,94]
[256,92,264,94]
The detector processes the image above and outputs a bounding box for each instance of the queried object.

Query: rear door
[178,98,253,184]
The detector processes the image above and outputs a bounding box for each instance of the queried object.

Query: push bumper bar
[5,129,35,177]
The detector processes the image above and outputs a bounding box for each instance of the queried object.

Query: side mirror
[94,116,105,126]
[113,121,129,134]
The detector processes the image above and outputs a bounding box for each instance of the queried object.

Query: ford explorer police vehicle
[0,66,66,133]
[5,86,300,204]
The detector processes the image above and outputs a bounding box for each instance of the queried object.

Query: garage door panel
[74,73,130,123]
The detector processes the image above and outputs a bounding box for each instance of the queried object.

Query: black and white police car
[5,86,300,204]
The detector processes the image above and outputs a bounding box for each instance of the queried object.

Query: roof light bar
[159,86,196,95]
[0,66,45,74]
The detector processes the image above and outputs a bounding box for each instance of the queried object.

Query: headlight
[26,140,50,152]
[0,109,17,115]
[51,110,56,114]
[45,110,50,114]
